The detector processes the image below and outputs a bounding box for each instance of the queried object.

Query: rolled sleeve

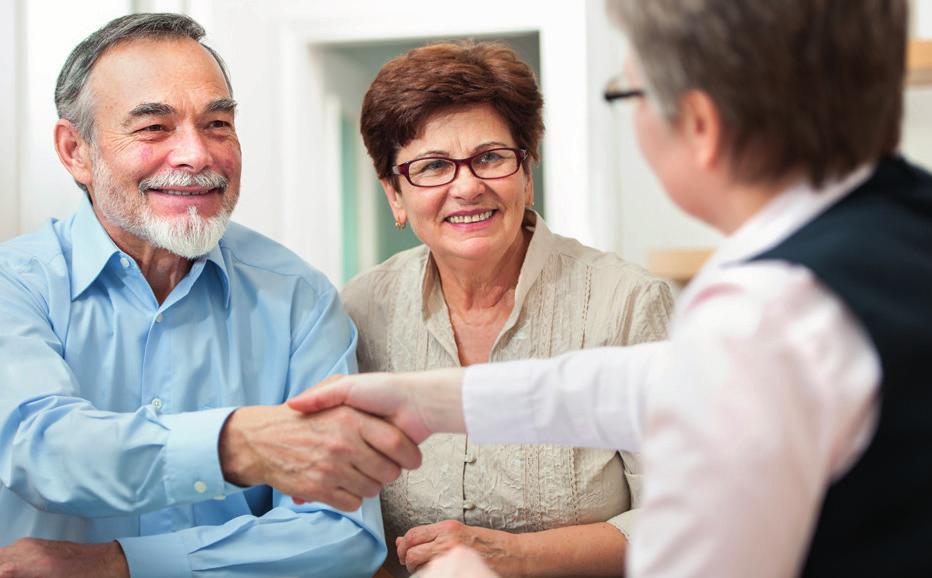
[608,508,639,542]
[161,407,237,504]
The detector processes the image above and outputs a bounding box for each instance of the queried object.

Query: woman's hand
[398,520,523,576]
[288,368,467,444]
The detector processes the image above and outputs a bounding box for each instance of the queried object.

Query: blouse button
[462,500,476,511]
[464,453,477,464]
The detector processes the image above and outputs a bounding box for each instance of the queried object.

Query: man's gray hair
[606,0,907,187]
[55,12,233,143]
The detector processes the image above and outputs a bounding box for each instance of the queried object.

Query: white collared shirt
[463,166,881,578]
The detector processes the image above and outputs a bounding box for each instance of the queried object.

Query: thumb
[288,376,349,413]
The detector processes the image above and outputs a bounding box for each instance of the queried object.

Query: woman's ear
[678,89,723,172]
[54,119,94,191]
[380,178,407,227]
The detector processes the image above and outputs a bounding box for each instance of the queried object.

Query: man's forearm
[118,502,386,578]
[0,400,234,517]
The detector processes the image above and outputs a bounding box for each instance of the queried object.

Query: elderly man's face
[83,37,241,258]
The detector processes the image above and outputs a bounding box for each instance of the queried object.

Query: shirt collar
[684,164,875,300]
[70,196,122,300]
[69,196,232,307]
[204,240,232,309]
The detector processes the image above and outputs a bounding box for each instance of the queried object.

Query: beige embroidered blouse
[342,212,674,576]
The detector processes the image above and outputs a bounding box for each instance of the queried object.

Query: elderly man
[0,13,419,578]
[293,1,932,577]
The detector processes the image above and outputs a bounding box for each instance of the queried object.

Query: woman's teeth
[447,210,494,224]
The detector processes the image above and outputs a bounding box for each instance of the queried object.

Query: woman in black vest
[291,1,932,577]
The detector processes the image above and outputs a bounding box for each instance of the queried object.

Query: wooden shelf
[908,40,932,86]
[648,248,714,285]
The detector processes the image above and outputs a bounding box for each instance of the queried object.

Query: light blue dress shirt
[0,197,385,577]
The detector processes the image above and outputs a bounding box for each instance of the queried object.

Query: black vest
[751,156,932,577]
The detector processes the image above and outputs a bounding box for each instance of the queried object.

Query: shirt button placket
[142,309,167,416]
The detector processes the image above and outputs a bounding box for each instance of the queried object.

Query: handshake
[219,367,495,577]
[220,367,467,511]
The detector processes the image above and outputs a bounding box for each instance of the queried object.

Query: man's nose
[167,125,212,172]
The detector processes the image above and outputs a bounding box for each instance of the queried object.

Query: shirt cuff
[463,360,538,444]
[118,532,191,578]
[161,407,237,505]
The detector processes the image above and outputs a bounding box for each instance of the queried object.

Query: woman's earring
[394,219,406,230]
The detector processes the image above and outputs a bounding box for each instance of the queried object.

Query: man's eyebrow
[123,102,175,126]
[205,98,237,114]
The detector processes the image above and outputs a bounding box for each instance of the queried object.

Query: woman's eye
[477,151,505,164]
[414,160,449,175]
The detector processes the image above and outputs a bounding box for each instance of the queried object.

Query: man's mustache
[139,170,229,193]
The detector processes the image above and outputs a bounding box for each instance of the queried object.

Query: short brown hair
[360,41,544,182]
[608,0,908,187]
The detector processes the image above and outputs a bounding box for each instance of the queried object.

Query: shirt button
[151,398,163,410]
[462,500,476,511]
[120,257,130,268]
[194,481,208,494]
[155,314,163,324]
[464,453,477,464]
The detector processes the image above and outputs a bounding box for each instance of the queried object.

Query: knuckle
[323,440,352,459]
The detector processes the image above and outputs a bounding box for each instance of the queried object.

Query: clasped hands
[285,368,503,578]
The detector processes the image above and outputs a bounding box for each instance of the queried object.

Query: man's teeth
[157,189,210,196]
[447,210,494,224]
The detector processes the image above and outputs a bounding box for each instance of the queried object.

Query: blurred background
[2,0,931,285]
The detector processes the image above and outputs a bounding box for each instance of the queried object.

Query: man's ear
[54,119,94,190]
[379,178,407,227]
[678,89,724,172]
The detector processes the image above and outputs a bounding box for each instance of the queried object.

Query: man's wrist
[104,541,131,578]
[218,407,255,487]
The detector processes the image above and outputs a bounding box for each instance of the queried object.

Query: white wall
[13,0,130,239]
[917,0,932,37]
[0,0,19,242]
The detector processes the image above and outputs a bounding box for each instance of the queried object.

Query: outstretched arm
[289,342,666,452]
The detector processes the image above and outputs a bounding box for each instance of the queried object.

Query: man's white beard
[135,203,232,259]
[92,152,235,259]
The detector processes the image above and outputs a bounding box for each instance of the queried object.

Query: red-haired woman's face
[380,104,533,268]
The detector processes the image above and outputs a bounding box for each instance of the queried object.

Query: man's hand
[416,546,501,578]
[398,521,521,576]
[0,539,128,578]
[287,368,468,444]
[219,403,421,511]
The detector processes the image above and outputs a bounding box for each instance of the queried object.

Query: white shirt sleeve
[463,262,880,578]
[463,341,667,452]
